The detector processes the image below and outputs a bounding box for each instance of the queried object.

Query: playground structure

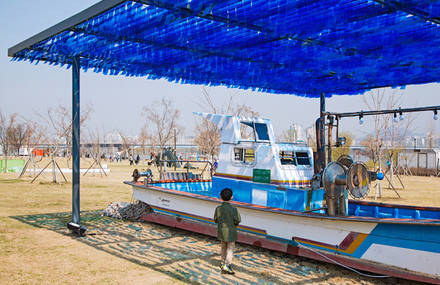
[20,146,68,184]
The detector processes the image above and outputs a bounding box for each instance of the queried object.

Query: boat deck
[138,180,440,222]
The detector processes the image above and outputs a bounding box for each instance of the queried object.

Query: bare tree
[305,125,317,149]
[194,119,220,161]
[194,87,260,160]
[8,122,28,155]
[279,128,296,143]
[26,121,48,151]
[86,128,103,158]
[142,97,181,178]
[118,131,137,159]
[0,112,18,173]
[360,88,415,197]
[83,128,107,176]
[18,120,48,178]
[360,88,414,168]
[28,103,92,183]
[138,126,150,156]
[278,124,308,143]
[40,103,93,157]
[331,132,353,161]
[427,122,436,149]
[361,89,387,169]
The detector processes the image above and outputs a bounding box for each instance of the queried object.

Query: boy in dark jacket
[214,188,241,274]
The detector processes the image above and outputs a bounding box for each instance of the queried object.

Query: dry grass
[364,175,440,207]
[1,157,439,284]
[0,158,185,285]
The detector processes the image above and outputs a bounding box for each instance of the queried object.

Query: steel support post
[72,56,80,224]
[320,93,326,166]
[327,116,333,163]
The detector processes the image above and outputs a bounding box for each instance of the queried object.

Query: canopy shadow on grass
[11,211,400,285]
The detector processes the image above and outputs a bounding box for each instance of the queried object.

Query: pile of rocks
[102,201,151,220]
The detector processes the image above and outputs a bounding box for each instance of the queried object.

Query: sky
[1,1,439,142]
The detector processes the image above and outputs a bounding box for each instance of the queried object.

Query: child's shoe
[227,264,235,274]
[221,264,235,275]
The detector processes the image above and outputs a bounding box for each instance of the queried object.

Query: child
[214,188,241,275]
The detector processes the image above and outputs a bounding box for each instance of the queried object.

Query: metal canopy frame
[8,0,125,57]
[9,0,440,61]
[8,0,440,97]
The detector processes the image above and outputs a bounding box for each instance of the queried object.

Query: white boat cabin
[195,112,314,187]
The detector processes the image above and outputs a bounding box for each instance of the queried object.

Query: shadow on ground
[11,211,403,285]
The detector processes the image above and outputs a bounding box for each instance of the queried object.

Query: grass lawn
[0,158,184,285]
[0,157,438,284]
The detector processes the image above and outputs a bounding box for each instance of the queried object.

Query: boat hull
[128,182,440,284]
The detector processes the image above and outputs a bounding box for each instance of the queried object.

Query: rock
[102,201,151,220]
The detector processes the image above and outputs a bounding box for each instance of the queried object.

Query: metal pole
[324,105,440,118]
[174,128,177,171]
[320,93,326,165]
[327,116,333,163]
[72,56,80,224]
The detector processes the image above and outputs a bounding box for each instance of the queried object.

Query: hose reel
[322,162,348,216]
[346,162,370,199]
[335,155,372,199]
[322,156,373,216]
[336,154,354,169]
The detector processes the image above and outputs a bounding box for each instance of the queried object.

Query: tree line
[1,88,426,176]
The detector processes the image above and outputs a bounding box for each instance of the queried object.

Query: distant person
[150,151,160,166]
[179,155,183,163]
[214,188,241,275]
[135,154,140,165]
[129,155,134,165]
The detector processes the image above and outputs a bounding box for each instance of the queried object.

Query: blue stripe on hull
[353,223,440,258]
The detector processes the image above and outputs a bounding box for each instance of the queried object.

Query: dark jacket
[214,202,241,242]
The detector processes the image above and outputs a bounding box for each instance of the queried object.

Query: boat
[125,113,440,284]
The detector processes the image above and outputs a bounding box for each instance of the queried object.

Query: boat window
[279,151,310,166]
[240,122,256,141]
[280,151,296,165]
[234,148,244,161]
[255,123,269,141]
[244,148,255,163]
[234,147,255,164]
[296,152,311,165]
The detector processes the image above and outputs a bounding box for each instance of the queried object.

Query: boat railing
[157,160,214,180]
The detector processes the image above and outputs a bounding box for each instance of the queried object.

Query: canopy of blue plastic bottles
[9,0,440,97]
